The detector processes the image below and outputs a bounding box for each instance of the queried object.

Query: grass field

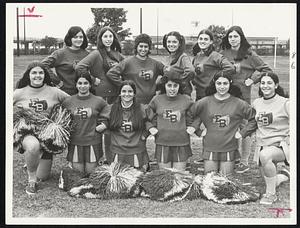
[10,54,291,220]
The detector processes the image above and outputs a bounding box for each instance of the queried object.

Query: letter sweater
[148,94,194,146]
[62,94,110,146]
[252,94,289,147]
[191,95,257,152]
[220,48,272,103]
[75,49,124,98]
[13,85,69,114]
[192,51,235,99]
[107,56,164,104]
[42,47,89,95]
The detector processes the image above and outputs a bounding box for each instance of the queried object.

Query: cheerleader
[192,29,235,100]
[62,71,110,174]
[75,26,124,164]
[107,33,164,104]
[220,26,273,173]
[162,31,195,96]
[191,71,257,176]
[13,61,69,195]
[42,26,89,95]
[147,69,194,171]
[252,72,289,205]
[108,80,153,171]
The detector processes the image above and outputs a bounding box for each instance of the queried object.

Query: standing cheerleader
[75,26,124,164]
[147,69,194,171]
[107,33,164,104]
[191,71,257,176]
[42,26,89,95]
[13,61,69,195]
[109,80,153,171]
[162,31,195,96]
[62,71,110,174]
[192,29,235,100]
[220,25,273,173]
[252,72,289,205]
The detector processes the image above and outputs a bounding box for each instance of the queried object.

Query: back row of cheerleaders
[13,25,289,205]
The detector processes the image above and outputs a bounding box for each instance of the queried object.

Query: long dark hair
[221,26,251,61]
[258,72,288,98]
[205,71,243,99]
[192,29,215,56]
[64,26,88,49]
[109,80,144,131]
[75,70,95,95]
[97,26,122,73]
[163,31,186,65]
[17,61,53,89]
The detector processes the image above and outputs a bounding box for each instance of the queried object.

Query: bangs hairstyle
[159,70,184,95]
[134,33,152,55]
[75,70,95,94]
[192,29,215,56]
[17,61,53,89]
[163,31,186,65]
[221,26,251,61]
[97,26,122,52]
[64,26,88,49]
[205,71,243,99]
[258,72,288,98]
[109,80,144,131]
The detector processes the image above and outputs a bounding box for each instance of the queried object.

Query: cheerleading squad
[13,25,290,205]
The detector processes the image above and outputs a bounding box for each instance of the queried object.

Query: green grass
[11,54,291,219]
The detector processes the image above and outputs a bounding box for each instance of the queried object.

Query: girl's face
[165,80,180,97]
[71,31,84,49]
[215,77,230,96]
[76,77,91,95]
[120,84,135,103]
[228,30,241,49]
[166,35,180,53]
[198,33,213,50]
[136,42,149,58]
[29,66,45,87]
[260,76,278,98]
[101,30,114,48]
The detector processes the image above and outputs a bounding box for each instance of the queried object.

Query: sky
[6,3,296,40]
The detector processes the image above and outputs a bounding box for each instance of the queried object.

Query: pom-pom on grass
[67,162,143,199]
[137,168,194,201]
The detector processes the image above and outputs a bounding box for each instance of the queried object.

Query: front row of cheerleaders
[13,61,289,205]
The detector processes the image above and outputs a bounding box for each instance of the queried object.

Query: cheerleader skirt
[203,150,240,162]
[67,144,103,163]
[112,151,149,168]
[155,145,192,163]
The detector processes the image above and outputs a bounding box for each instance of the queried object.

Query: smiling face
[101,30,114,49]
[166,35,180,54]
[120,84,135,103]
[165,80,180,97]
[76,77,91,96]
[215,76,230,97]
[71,31,84,49]
[136,42,149,58]
[198,33,213,50]
[29,66,45,87]
[260,76,278,98]
[228,30,241,50]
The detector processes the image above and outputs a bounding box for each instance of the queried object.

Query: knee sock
[28,171,37,183]
[264,175,277,195]
[276,174,289,186]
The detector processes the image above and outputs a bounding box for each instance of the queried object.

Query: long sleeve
[42,50,62,85]
[97,101,111,127]
[190,102,203,136]
[213,54,236,76]
[249,51,273,83]
[240,103,257,138]
[106,60,126,87]
[75,50,99,84]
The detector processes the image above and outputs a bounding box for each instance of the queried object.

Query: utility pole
[16,7,20,56]
[156,8,159,54]
[140,8,142,34]
[23,7,26,55]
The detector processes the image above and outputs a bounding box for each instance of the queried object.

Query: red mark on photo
[18,6,43,18]
[27,6,35,13]
[268,208,292,217]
